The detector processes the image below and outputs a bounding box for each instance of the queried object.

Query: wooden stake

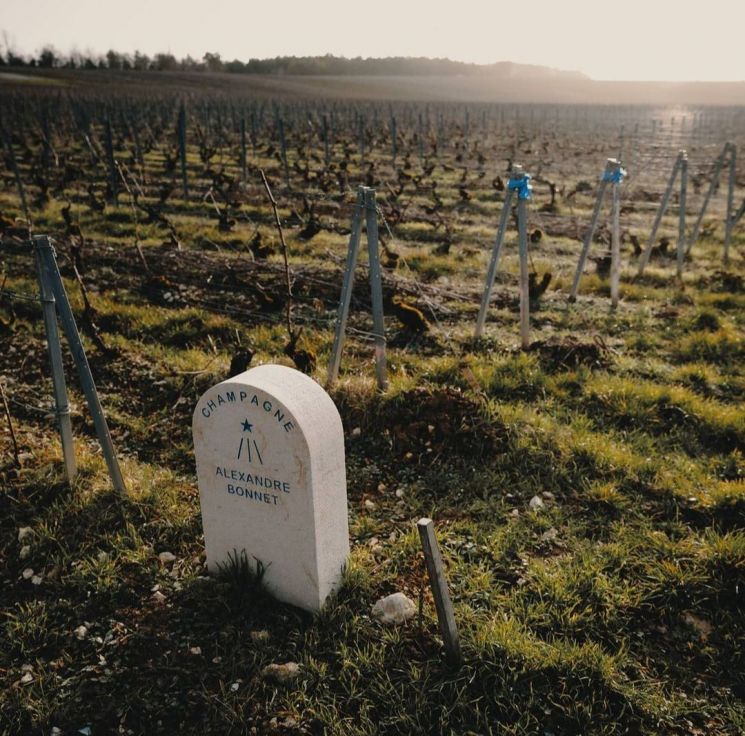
[417,518,463,668]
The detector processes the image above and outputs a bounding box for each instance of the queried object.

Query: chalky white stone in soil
[193,364,349,612]
[261,661,301,683]
[371,592,416,625]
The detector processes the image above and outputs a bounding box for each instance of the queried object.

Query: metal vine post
[474,164,533,347]
[569,158,626,305]
[327,186,387,390]
[259,169,294,338]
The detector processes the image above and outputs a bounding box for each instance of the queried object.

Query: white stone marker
[193,364,349,612]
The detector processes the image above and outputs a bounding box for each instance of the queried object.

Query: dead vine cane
[259,169,294,340]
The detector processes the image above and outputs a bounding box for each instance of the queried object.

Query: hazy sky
[2,0,743,82]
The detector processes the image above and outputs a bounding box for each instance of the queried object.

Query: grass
[1,92,744,735]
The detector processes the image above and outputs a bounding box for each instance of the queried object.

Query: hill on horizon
[2,64,744,106]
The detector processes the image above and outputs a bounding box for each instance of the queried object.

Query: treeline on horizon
[0,46,586,78]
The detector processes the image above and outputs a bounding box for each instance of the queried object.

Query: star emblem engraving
[241,419,253,432]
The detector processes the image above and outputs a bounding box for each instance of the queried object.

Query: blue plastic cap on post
[602,164,627,184]
[507,172,533,200]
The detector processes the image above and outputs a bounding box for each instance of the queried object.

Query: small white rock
[394,488,405,499]
[74,625,88,640]
[19,545,31,560]
[158,551,177,565]
[20,672,34,684]
[18,527,32,542]
[230,681,240,692]
[21,568,34,580]
[250,630,270,642]
[97,551,109,563]
[510,509,520,517]
[261,661,301,684]
[351,427,361,438]
[364,499,376,510]
[541,491,555,500]
[371,592,416,625]
[529,495,545,510]
[152,591,167,604]
[189,646,202,655]
[541,527,559,543]
[31,575,43,586]
[377,483,387,493]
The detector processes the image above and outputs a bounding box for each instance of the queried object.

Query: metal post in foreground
[686,142,729,257]
[610,176,622,308]
[571,159,625,301]
[638,152,683,275]
[327,188,387,390]
[33,237,76,482]
[474,164,533,345]
[607,161,626,308]
[569,164,611,301]
[327,188,365,385]
[417,518,463,669]
[35,237,126,493]
[474,186,514,338]
[513,172,532,347]
[364,188,388,391]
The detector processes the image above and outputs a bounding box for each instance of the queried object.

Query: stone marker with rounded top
[193,364,349,612]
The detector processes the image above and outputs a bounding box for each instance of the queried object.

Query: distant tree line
[0,44,584,78]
